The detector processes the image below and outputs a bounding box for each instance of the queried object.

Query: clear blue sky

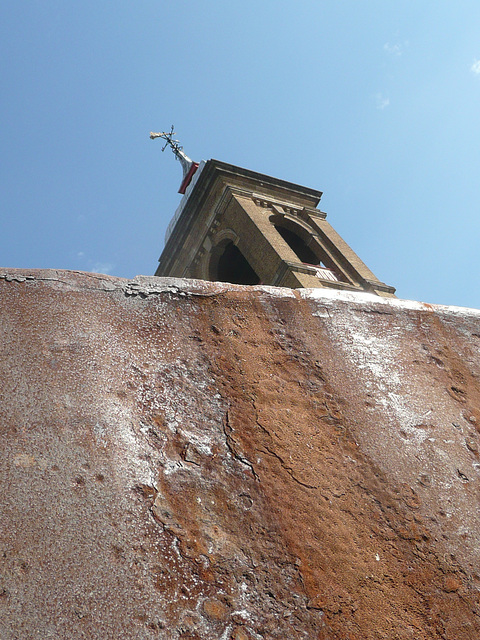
[2,1,480,308]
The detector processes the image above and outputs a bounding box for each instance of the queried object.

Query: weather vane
[150,126,199,194]
[150,125,182,153]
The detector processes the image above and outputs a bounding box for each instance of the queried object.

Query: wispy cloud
[90,261,114,275]
[384,41,408,57]
[375,92,390,110]
[471,60,480,74]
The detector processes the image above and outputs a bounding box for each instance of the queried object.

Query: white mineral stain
[300,286,480,318]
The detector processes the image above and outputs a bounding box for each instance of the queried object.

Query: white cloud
[384,41,408,57]
[471,60,480,74]
[384,42,402,56]
[90,261,114,275]
[375,93,390,110]
[77,251,85,258]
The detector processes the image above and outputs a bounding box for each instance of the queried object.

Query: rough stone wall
[1,269,480,640]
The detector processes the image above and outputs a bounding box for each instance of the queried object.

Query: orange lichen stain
[202,598,230,621]
[444,575,462,592]
[231,627,252,640]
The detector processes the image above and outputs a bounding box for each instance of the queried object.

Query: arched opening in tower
[213,242,261,285]
[273,221,345,283]
[274,225,320,265]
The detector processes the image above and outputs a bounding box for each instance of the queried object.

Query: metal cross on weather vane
[149,125,182,154]
[150,125,199,194]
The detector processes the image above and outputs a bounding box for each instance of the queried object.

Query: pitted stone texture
[1,269,480,639]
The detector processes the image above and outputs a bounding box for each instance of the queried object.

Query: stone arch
[270,215,321,265]
[208,232,260,285]
[270,214,345,281]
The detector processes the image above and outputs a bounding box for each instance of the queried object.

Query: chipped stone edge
[1,268,479,319]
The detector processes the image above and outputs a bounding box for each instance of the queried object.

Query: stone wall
[1,269,480,639]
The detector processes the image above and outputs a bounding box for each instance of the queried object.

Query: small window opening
[273,222,345,283]
[274,225,320,265]
[214,242,260,285]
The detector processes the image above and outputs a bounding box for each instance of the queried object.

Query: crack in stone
[258,444,318,490]
[251,398,318,490]
[223,410,260,481]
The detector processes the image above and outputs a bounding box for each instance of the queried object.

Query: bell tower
[151,132,395,297]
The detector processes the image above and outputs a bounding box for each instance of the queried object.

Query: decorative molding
[361,278,396,294]
[213,186,236,219]
[302,207,327,220]
[211,228,239,246]
[198,251,211,281]
[286,262,358,290]
[271,262,289,286]
[223,185,320,217]
[285,260,322,275]
[253,197,272,209]
[274,212,319,238]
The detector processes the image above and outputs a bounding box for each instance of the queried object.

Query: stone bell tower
[151,131,395,297]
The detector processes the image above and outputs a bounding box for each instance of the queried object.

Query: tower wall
[155,160,396,297]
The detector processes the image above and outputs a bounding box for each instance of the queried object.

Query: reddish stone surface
[1,269,480,639]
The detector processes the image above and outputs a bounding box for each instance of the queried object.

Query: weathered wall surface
[2,269,480,640]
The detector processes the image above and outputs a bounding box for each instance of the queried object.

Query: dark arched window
[211,241,260,285]
[274,225,320,265]
[272,220,345,282]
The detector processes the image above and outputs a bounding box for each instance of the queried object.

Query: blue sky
[2,1,480,308]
